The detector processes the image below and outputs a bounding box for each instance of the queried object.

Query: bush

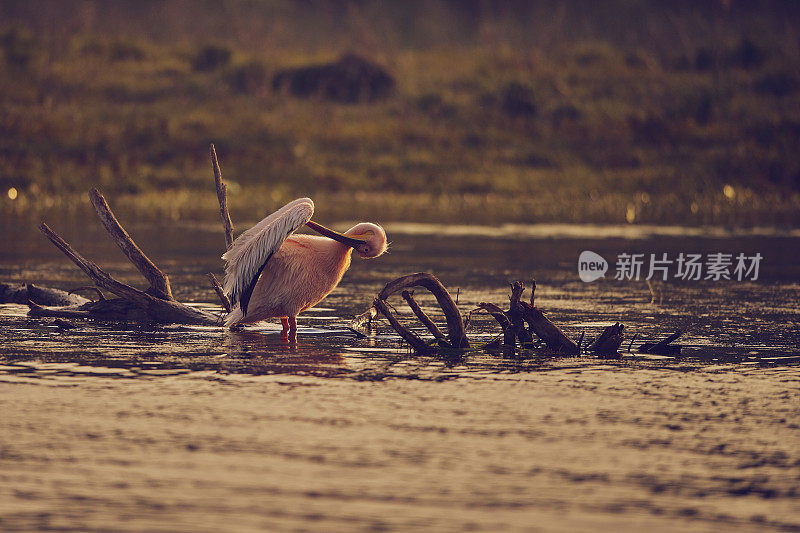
[192,45,231,72]
[694,47,714,71]
[754,72,799,97]
[728,37,765,70]
[499,82,536,118]
[272,54,394,103]
[108,40,145,62]
[228,61,268,94]
[0,26,37,69]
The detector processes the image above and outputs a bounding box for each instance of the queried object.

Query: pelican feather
[222,197,314,315]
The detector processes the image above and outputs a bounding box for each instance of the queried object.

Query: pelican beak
[306,220,367,248]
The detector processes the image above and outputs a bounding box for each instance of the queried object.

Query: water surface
[1,220,799,531]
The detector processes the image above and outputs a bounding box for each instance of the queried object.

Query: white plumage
[222,197,314,313]
[220,196,388,338]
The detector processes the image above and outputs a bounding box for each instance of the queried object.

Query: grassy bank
[1,22,799,226]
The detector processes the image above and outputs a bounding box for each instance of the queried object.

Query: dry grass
[1,24,799,226]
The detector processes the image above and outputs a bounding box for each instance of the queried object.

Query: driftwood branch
[27,300,96,320]
[0,282,88,306]
[89,188,173,300]
[208,273,232,313]
[38,223,219,325]
[207,143,234,318]
[27,298,151,322]
[401,290,448,343]
[377,273,469,349]
[210,143,234,251]
[370,275,585,356]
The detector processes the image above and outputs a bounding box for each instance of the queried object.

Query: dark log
[589,323,625,358]
[518,301,580,355]
[210,143,234,251]
[52,318,77,329]
[401,290,448,344]
[89,188,173,300]
[373,298,429,353]
[0,282,88,306]
[38,223,219,326]
[376,273,469,349]
[27,301,90,319]
[28,298,151,322]
[508,281,535,347]
[639,330,683,355]
[638,342,682,356]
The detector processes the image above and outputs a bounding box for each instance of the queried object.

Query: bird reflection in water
[224,328,348,377]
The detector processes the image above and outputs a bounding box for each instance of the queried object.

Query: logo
[578,250,608,282]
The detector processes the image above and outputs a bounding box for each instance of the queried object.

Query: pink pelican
[222,198,387,341]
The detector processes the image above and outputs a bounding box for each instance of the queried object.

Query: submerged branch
[377,273,469,349]
[507,281,534,347]
[373,298,429,353]
[401,290,448,344]
[478,302,516,348]
[207,273,232,313]
[639,330,683,355]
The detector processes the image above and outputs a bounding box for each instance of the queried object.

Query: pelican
[222,197,387,341]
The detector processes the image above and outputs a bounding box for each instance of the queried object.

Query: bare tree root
[369,272,470,353]
[366,277,593,357]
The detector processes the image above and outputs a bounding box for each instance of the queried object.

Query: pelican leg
[288,316,297,343]
[280,317,290,342]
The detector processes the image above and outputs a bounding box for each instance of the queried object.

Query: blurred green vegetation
[1,1,799,226]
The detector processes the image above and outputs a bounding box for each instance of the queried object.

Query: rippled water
[1,219,799,531]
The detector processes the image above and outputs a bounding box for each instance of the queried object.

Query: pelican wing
[222,197,314,316]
